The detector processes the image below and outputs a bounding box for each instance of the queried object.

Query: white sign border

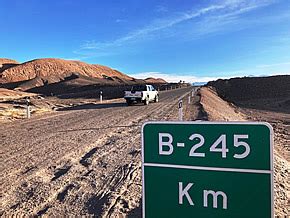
[141,121,274,218]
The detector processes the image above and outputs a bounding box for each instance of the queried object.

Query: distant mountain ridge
[207,75,290,101]
[0,58,19,65]
[144,77,167,84]
[0,58,19,73]
[0,58,132,83]
[0,58,169,96]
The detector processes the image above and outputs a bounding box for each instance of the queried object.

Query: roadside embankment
[199,86,289,217]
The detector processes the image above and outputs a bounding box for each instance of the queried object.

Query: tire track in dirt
[77,89,196,216]
[37,89,189,215]
[0,87,195,216]
[1,104,144,189]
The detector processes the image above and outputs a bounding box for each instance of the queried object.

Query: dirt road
[0,87,197,216]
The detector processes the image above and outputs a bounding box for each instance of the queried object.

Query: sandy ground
[0,87,197,216]
[1,86,288,217]
[200,87,289,217]
[240,107,290,217]
[0,88,37,101]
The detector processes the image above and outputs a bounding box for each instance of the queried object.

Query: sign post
[100,91,103,103]
[178,100,183,121]
[26,97,31,119]
[142,121,273,218]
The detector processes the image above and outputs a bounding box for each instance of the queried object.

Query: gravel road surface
[0,87,197,216]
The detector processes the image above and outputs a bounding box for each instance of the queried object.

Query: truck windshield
[131,85,147,91]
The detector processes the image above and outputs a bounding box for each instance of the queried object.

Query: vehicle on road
[124,84,159,106]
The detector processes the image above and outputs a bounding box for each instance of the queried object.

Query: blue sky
[0,0,289,82]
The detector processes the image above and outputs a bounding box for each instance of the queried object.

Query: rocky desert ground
[0,58,289,217]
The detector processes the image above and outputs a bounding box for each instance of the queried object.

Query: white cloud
[115,19,127,23]
[128,72,231,83]
[75,0,276,57]
[268,71,290,76]
[155,5,168,13]
[257,61,290,68]
[80,4,227,50]
[128,70,290,83]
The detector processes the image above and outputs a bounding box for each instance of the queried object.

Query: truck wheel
[154,95,159,103]
[126,100,132,106]
[144,97,149,105]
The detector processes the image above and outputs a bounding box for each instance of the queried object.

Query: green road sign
[142,121,273,218]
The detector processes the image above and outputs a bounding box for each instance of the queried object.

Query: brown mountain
[207,75,290,101]
[0,58,168,98]
[0,58,18,65]
[144,77,167,84]
[0,88,36,101]
[207,75,290,113]
[0,58,132,83]
[0,58,19,73]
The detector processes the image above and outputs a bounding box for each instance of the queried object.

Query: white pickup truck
[124,84,159,106]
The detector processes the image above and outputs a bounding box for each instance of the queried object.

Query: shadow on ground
[127,198,142,218]
[58,124,141,133]
[57,102,128,111]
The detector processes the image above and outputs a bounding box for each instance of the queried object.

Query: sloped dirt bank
[200,86,289,217]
